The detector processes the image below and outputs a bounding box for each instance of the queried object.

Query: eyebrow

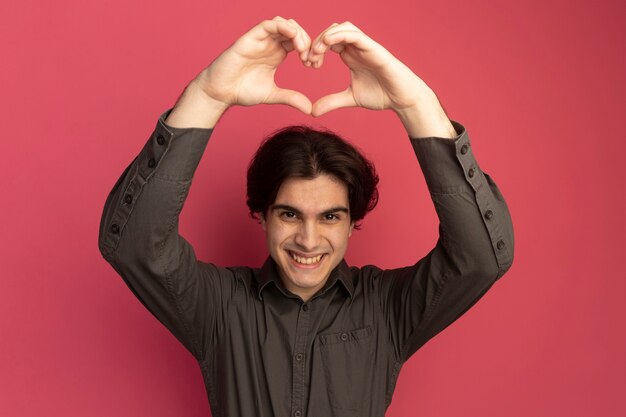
[271,204,350,216]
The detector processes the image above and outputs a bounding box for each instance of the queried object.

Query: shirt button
[294,411,302,417]
[302,304,309,312]
[296,353,303,361]
[148,158,156,168]
[340,333,348,341]
[124,194,133,204]
[497,240,505,250]
[484,210,494,220]
[156,134,165,145]
[460,144,469,155]
[468,167,475,178]
[110,223,120,234]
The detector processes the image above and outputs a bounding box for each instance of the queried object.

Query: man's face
[261,174,354,301]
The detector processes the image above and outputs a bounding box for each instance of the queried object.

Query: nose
[294,221,321,251]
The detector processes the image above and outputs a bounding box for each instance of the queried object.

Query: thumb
[267,87,312,115]
[311,88,357,117]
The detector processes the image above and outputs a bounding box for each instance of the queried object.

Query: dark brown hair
[246,126,379,228]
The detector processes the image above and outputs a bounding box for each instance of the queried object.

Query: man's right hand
[166,17,312,129]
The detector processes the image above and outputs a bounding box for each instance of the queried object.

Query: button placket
[291,302,310,417]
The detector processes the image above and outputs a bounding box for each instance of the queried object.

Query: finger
[309,29,362,68]
[309,22,362,62]
[286,19,312,61]
[308,23,339,66]
[267,87,313,115]
[311,88,357,117]
[310,22,340,51]
[281,40,295,52]
[318,29,370,53]
[330,43,345,53]
[315,29,375,69]
[255,19,298,45]
[270,16,308,54]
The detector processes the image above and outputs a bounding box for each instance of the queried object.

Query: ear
[348,221,354,237]
[260,213,267,231]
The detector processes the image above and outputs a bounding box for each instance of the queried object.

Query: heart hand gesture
[167,18,455,138]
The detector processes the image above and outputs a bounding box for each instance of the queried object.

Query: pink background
[2,0,625,415]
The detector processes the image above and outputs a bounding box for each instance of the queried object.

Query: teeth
[290,252,323,265]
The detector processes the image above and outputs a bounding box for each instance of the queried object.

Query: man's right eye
[280,211,297,219]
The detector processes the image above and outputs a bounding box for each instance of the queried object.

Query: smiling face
[261,174,354,302]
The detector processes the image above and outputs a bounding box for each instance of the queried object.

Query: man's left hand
[307,22,457,138]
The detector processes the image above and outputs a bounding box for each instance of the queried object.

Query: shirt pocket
[318,325,374,413]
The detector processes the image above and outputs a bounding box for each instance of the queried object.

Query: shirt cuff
[410,121,484,194]
[136,109,214,182]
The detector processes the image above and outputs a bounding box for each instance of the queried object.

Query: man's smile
[287,250,326,267]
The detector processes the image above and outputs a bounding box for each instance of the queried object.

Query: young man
[99,17,514,417]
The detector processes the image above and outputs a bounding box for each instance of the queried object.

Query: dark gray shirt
[98,111,514,417]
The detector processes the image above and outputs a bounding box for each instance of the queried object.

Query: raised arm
[98,17,313,359]
[309,22,514,358]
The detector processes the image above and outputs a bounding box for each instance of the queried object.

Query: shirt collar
[256,256,354,300]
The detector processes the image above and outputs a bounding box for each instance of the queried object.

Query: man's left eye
[324,214,339,221]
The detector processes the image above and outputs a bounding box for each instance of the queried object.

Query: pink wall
[2,0,625,415]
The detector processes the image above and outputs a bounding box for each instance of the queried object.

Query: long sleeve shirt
[98,110,514,417]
